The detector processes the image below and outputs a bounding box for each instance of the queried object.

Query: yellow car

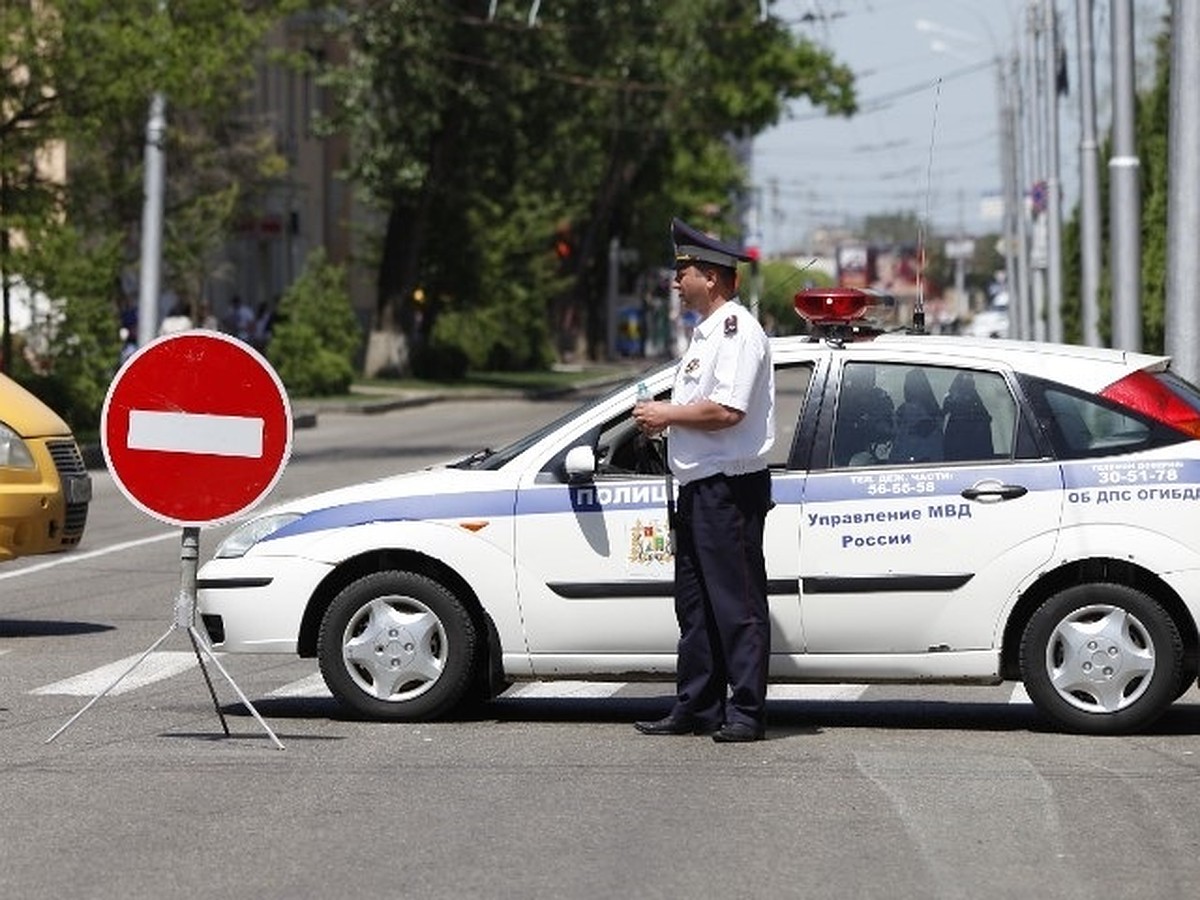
[0,372,91,561]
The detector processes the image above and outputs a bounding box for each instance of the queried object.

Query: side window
[832,362,1017,467]
[595,364,812,475]
[770,363,814,469]
[537,392,668,484]
[595,403,668,477]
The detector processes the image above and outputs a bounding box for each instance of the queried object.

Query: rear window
[1022,372,1197,459]
[1158,370,1200,414]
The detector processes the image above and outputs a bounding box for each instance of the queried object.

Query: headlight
[0,422,36,469]
[215,512,302,559]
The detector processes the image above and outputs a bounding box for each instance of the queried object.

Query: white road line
[31,651,200,697]
[128,410,264,457]
[270,681,870,702]
[767,684,870,701]
[504,681,627,699]
[0,531,179,581]
[1009,682,1032,704]
[267,673,330,698]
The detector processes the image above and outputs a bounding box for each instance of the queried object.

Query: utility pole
[1042,0,1064,344]
[1165,0,1200,384]
[1076,0,1102,347]
[1109,0,1141,352]
[137,92,166,348]
[1010,54,1033,341]
[997,59,1020,335]
[137,7,168,348]
[1027,2,1047,342]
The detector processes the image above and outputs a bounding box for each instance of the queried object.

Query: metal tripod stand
[46,527,284,750]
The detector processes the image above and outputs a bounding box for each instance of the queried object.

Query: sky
[752,0,1168,255]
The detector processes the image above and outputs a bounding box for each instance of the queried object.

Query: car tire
[318,570,478,721]
[1019,583,1182,735]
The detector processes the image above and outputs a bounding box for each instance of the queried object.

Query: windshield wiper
[453,447,494,468]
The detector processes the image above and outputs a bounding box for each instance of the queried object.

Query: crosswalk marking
[31,651,201,697]
[1009,682,1032,704]
[268,673,330,698]
[15,647,1041,706]
[768,684,869,701]
[504,681,626,699]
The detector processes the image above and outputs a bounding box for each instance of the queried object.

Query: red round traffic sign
[102,331,293,526]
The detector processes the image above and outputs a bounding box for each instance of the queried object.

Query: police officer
[632,218,776,742]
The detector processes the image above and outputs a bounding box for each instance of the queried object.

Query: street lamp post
[1076,0,1103,348]
[1042,0,1064,344]
[1109,0,1141,353]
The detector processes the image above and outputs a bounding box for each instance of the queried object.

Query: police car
[196,288,1200,735]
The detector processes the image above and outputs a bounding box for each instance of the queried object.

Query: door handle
[961,483,1028,502]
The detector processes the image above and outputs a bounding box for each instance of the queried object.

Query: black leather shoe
[633,716,718,736]
[711,722,764,743]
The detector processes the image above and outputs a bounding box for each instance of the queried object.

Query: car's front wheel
[317,571,478,721]
[1019,583,1182,734]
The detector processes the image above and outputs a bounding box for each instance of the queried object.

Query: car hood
[258,464,519,544]
[0,373,72,438]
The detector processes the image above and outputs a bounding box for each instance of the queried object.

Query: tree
[2,0,68,372]
[2,0,292,424]
[267,248,361,396]
[316,0,856,369]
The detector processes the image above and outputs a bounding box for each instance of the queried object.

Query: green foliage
[1137,27,1171,355]
[2,0,291,426]
[317,0,857,363]
[756,259,833,336]
[10,226,123,432]
[416,194,558,377]
[267,249,362,397]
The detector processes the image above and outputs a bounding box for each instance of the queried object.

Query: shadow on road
[0,618,114,638]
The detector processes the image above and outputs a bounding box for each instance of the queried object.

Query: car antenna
[913,76,944,336]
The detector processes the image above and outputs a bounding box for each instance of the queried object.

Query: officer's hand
[633,400,668,436]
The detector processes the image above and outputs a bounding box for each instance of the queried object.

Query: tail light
[1099,370,1200,439]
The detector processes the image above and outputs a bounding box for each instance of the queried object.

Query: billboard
[836,244,873,288]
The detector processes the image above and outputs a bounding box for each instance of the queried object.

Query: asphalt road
[4,395,1200,900]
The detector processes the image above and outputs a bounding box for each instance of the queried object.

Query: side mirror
[564,445,596,483]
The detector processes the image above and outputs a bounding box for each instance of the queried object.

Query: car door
[511,362,815,663]
[798,358,1063,654]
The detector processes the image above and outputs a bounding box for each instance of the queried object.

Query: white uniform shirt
[668,299,775,485]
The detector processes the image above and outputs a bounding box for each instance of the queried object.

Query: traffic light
[553,221,574,268]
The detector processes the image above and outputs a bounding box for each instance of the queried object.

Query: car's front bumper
[197,555,334,653]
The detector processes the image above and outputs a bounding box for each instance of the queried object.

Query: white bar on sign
[128,409,264,458]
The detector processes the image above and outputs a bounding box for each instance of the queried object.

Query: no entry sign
[102,331,293,526]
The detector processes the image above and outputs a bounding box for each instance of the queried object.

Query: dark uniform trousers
[671,469,772,730]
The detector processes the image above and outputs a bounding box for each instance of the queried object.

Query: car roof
[769,333,1170,393]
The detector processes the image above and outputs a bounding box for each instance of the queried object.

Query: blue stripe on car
[264,460,1198,542]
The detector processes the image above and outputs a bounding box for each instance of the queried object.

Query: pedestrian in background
[632,218,776,743]
[225,294,255,342]
[252,300,275,351]
[197,300,219,330]
[158,300,192,336]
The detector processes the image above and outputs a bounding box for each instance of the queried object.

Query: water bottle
[636,382,651,404]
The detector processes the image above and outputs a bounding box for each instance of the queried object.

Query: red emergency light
[793,287,873,325]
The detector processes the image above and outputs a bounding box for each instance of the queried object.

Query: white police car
[197,288,1200,735]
